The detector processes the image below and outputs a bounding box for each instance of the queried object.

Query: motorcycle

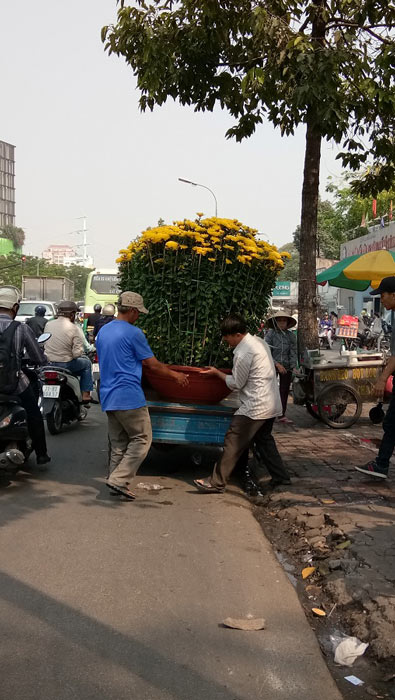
[319,327,333,349]
[92,351,100,402]
[0,332,50,475]
[40,364,88,435]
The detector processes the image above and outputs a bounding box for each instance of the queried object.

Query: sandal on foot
[193,478,224,493]
[106,482,136,500]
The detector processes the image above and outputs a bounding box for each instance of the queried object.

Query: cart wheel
[305,401,322,421]
[317,383,362,428]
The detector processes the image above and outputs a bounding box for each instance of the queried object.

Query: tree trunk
[297,0,326,359]
[297,117,322,358]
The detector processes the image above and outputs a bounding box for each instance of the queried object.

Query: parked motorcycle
[40,365,88,434]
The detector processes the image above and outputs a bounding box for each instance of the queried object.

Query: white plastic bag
[330,632,368,666]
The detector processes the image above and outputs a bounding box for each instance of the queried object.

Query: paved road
[0,408,342,700]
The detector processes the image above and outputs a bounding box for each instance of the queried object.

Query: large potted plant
[116,215,289,402]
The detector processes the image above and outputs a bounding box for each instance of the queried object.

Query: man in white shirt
[45,301,93,403]
[194,314,290,493]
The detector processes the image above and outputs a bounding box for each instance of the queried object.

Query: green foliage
[103,0,395,193]
[0,225,25,250]
[278,243,300,281]
[117,216,286,367]
[292,180,395,259]
[0,253,93,300]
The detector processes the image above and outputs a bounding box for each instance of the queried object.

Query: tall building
[42,244,76,265]
[0,140,15,228]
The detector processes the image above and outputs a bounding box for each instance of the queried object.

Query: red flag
[372,199,377,217]
[390,201,393,221]
[361,212,366,227]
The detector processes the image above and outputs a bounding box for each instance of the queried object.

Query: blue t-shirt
[96,320,153,411]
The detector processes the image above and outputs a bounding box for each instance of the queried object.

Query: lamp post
[178,178,218,217]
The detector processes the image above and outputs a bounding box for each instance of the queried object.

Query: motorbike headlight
[0,415,12,429]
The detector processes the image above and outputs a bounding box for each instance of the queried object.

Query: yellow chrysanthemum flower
[165,241,179,250]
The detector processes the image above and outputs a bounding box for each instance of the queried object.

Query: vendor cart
[146,391,239,447]
[293,349,386,429]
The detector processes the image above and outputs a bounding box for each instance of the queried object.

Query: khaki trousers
[107,406,152,487]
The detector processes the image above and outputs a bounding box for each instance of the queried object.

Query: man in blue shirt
[96,291,188,500]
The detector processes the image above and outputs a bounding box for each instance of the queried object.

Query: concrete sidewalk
[257,402,395,665]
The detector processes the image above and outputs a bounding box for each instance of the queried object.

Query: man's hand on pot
[175,372,189,387]
[201,366,220,377]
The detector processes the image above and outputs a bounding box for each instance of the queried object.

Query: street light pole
[178,178,218,217]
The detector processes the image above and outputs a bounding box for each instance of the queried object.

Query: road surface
[0,407,342,700]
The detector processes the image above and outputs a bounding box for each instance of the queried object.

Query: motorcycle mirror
[37,332,51,344]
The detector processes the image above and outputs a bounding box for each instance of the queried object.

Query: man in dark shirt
[0,287,50,466]
[94,304,116,339]
[26,305,47,338]
[355,277,395,480]
[87,304,102,329]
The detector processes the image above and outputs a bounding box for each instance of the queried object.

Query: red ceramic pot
[144,365,232,404]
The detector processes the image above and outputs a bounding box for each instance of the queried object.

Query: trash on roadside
[302,566,316,579]
[136,482,164,491]
[312,607,326,617]
[222,617,266,631]
[344,675,364,686]
[321,498,336,505]
[331,632,369,666]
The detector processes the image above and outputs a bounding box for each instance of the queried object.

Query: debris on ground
[222,617,266,631]
[136,482,165,491]
[344,675,364,686]
[331,632,369,666]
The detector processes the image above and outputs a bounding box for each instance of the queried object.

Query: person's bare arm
[143,356,189,386]
[374,356,395,396]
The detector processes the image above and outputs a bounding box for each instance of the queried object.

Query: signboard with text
[272,281,291,297]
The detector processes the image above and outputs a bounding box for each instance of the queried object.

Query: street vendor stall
[293,349,387,428]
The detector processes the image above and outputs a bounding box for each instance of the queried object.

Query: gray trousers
[107,406,152,487]
[211,415,289,489]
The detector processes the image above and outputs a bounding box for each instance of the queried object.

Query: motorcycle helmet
[35,305,47,317]
[369,402,385,424]
[102,303,115,316]
[57,300,79,317]
[94,304,102,313]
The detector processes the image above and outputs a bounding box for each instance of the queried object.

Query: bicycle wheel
[305,401,321,421]
[317,383,362,429]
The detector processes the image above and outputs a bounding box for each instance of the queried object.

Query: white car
[15,300,57,323]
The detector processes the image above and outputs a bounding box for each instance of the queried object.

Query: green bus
[84,269,119,316]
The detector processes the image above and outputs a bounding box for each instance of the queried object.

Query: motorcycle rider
[44,301,94,403]
[319,312,333,348]
[0,286,50,466]
[26,305,47,338]
[87,304,102,328]
[94,303,116,339]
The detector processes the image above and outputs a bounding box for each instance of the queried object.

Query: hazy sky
[1,0,343,268]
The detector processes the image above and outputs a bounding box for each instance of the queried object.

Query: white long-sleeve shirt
[225,333,282,420]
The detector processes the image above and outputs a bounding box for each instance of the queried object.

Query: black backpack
[0,321,20,394]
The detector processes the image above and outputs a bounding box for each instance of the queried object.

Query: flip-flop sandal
[106,482,136,500]
[193,478,224,493]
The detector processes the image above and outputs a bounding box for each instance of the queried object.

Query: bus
[84,269,119,317]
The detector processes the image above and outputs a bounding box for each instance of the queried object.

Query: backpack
[0,321,21,394]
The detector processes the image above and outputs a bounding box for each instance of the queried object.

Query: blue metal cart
[147,394,239,447]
